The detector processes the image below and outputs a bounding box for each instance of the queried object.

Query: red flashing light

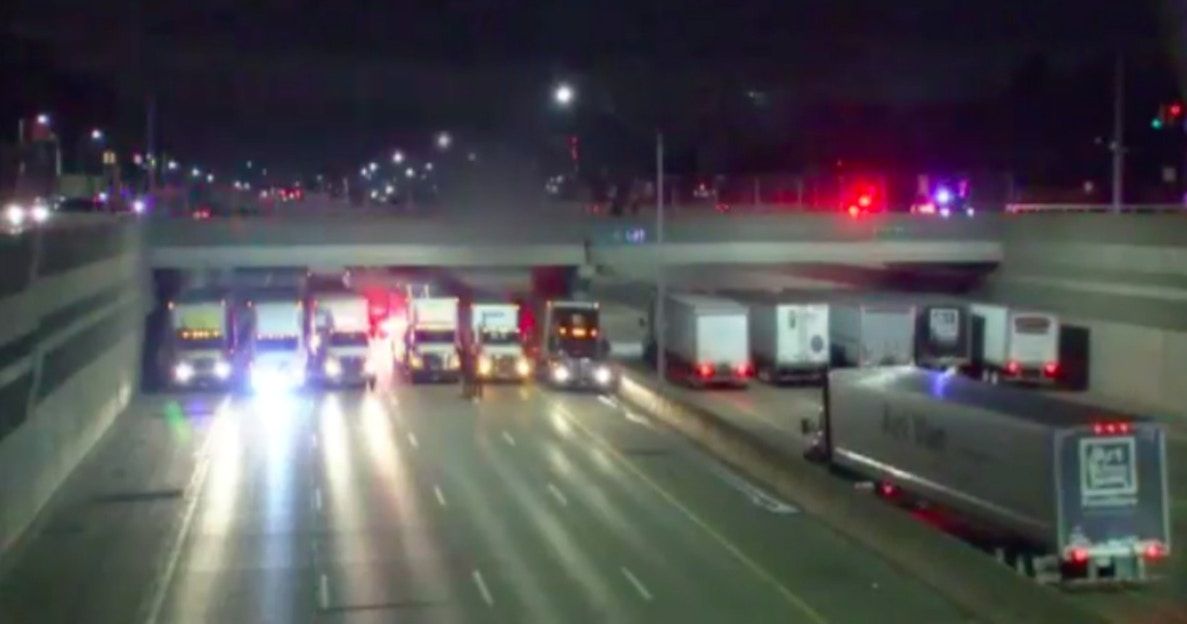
[857,194,872,208]
[1069,548,1089,564]
[1043,361,1059,377]
[1005,360,1021,375]
[697,363,715,379]
[1172,103,1183,118]
[847,205,861,218]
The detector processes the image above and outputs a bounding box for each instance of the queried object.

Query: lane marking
[547,482,569,507]
[407,432,419,449]
[623,409,654,429]
[142,415,220,624]
[621,566,653,602]
[434,485,448,508]
[502,431,517,447]
[472,569,495,606]
[318,572,330,610]
[598,395,620,409]
[552,405,828,624]
[707,463,799,515]
[313,487,323,512]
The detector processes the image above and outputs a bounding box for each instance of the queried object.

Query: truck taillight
[1144,543,1167,560]
[1092,421,1131,436]
[1043,362,1059,377]
[697,363,714,379]
[735,362,752,377]
[1005,360,1020,375]
[1069,547,1089,564]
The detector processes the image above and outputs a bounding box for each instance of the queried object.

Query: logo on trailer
[1079,437,1138,508]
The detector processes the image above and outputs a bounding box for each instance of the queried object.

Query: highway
[0,380,971,624]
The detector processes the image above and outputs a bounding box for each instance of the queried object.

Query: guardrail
[1006,203,1187,214]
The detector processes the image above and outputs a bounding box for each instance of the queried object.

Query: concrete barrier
[614,370,1105,624]
[0,219,147,554]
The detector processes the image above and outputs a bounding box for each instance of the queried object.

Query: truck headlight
[173,362,194,383]
[515,358,532,378]
[409,353,423,369]
[594,365,613,385]
[213,360,232,380]
[551,363,572,384]
[477,355,493,377]
[324,358,342,378]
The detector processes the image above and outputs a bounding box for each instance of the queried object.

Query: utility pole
[655,131,666,385]
[1111,54,1125,212]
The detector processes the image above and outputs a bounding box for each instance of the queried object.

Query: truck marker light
[697,363,714,379]
[1005,360,1020,375]
[1069,548,1089,564]
[735,362,752,377]
[1043,362,1059,377]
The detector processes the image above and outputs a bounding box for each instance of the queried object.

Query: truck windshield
[414,329,455,344]
[330,332,368,347]
[480,329,520,345]
[256,336,299,351]
[555,337,599,358]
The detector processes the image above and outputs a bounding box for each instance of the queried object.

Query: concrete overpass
[144,213,1003,269]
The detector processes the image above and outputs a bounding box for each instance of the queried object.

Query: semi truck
[538,300,617,390]
[829,301,916,367]
[915,302,971,371]
[647,294,751,388]
[813,367,1170,584]
[970,304,1060,385]
[310,291,374,387]
[405,297,459,382]
[247,292,308,391]
[471,302,532,382]
[748,301,829,384]
[163,290,243,388]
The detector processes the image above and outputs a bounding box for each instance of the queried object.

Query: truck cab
[310,292,375,387]
[247,295,308,392]
[164,291,242,389]
[539,300,616,391]
[472,303,532,382]
[405,297,460,382]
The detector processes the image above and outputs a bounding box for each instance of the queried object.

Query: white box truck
[163,290,243,388]
[829,302,916,367]
[310,291,374,387]
[749,302,829,384]
[970,304,1059,385]
[815,367,1170,585]
[405,297,459,382]
[248,294,308,391]
[472,302,531,382]
[650,294,751,388]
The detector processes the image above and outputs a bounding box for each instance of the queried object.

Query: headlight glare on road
[213,360,232,379]
[173,362,194,383]
[594,365,613,385]
[551,363,572,384]
[324,358,342,378]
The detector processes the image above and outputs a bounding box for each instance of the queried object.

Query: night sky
[0,1,1174,176]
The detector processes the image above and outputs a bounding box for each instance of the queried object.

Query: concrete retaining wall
[0,219,147,553]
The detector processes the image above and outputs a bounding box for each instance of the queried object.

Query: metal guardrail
[1006,203,1187,214]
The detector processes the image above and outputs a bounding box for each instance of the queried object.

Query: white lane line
[546,482,569,507]
[142,418,219,624]
[707,462,799,515]
[502,431,517,447]
[407,432,419,449]
[313,487,323,512]
[472,569,495,606]
[434,485,448,508]
[621,566,653,602]
[623,409,654,429]
[318,572,330,610]
[597,395,619,409]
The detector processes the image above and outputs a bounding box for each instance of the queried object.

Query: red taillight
[878,482,898,498]
[1144,543,1167,560]
[1069,548,1089,564]
[1005,360,1020,375]
[735,362,752,377]
[1043,362,1059,377]
[697,363,714,379]
[1093,421,1131,436]
[857,194,872,208]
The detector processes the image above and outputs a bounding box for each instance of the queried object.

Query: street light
[368,162,378,172]
[392,150,405,164]
[35,114,50,126]
[405,167,416,178]
[90,128,104,141]
[553,83,575,107]
[424,162,434,172]
[191,167,201,178]
[435,132,452,150]
[167,160,179,171]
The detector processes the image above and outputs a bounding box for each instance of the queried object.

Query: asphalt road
[0,379,972,624]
